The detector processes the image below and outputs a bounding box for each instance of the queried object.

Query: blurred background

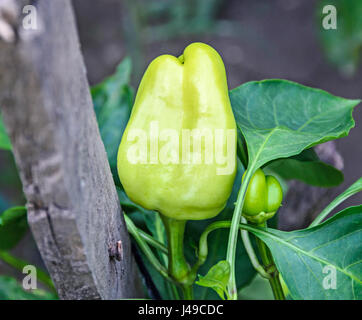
[0,0,361,298]
[73,0,362,211]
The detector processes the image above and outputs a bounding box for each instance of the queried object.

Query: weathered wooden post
[0,0,142,299]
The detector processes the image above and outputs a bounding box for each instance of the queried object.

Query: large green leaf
[230,79,360,171]
[245,206,362,300]
[0,207,28,250]
[266,148,344,187]
[318,0,362,76]
[0,114,11,150]
[91,58,134,186]
[0,276,57,300]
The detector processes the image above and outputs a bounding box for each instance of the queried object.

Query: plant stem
[240,217,270,279]
[309,177,362,227]
[170,284,181,300]
[203,219,284,300]
[181,285,194,300]
[254,222,285,300]
[124,214,173,282]
[161,216,189,281]
[160,215,194,300]
[226,166,255,299]
[193,220,269,281]
[0,250,55,292]
[154,213,180,300]
[138,228,168,254]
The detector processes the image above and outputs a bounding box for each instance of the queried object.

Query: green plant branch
[194,220,285,299]
[192,220,269,278]
[253,223,285,300]
[181,285,194,300]
[0,250,55,292]
[190,220,255,275]
[226,165,255,299]
[240,217,271,279]
[160,215,194,300]
[154,214,180,300]
[137,227,168,254]
[169,281,181,300]
[124,214,174,283]
[309,177,362,227]
[190,221,232,274]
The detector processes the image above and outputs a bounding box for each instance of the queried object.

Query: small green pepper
[242,169,283,224]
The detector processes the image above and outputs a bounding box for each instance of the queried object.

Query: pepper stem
[254,222,285,300]
[160,215,194,299]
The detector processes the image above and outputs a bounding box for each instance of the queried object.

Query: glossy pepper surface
[117,42,237,220]
[242,169,283,223]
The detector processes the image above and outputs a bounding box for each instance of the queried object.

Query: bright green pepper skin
[242,169,283,222]
[243,169,267,216]
[117,43,237,220]
[265,175,283,213]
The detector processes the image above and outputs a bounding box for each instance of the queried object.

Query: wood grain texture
[0,0,142,299]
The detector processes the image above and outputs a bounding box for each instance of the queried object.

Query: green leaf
[244,206,362,300]
[0,251,55,292]
[318,0,362,76]
[266,148,344,187]
[0,276,57,300]
[0,152,24,212]
[91,58,134,186]
[230,80,360,172]
[0,206,28,250]
[0,114,11,150]
[238,274,274,300]
[196,260,231,300]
